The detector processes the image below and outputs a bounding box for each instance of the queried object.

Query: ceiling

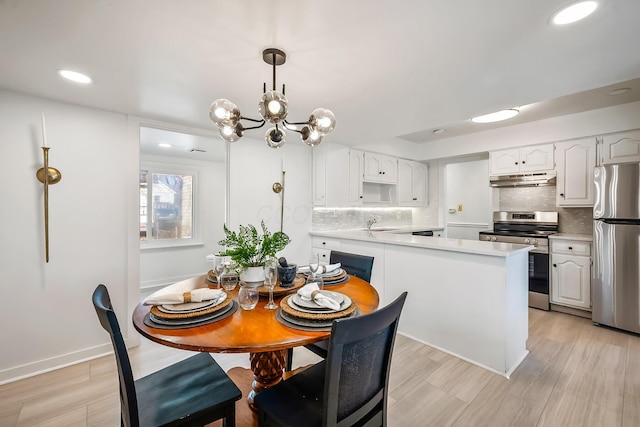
[1,0,639,147]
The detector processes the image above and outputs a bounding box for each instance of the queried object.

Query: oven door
[528,249,550,310]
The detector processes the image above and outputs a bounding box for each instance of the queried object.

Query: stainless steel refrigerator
[592,162,640,333]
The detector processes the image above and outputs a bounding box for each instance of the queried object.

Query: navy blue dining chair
[92,284,241,427]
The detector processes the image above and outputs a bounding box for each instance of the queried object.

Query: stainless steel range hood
[489,171,556,187]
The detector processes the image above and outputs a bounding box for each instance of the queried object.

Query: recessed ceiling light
[608,87,631,96]
[471,109,519,124]
[57,69,93,84]
[158,143,172,148]
[432,129,446,134]
[551,1,598,25]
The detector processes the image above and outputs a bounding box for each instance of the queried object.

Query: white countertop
[310,229,532,258]
[549,233,593,242]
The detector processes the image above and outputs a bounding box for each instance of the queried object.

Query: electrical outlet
[457,204,463,211]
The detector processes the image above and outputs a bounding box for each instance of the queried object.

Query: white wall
[139,154,225,289]
[419,101,640,160]
[229,137,312,266]
[0,90,139,383]
[353,137,422,160]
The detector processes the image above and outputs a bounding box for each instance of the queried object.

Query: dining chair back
[288,250,375,371]
[256,291,408,427]
[329,250,374,282]
[92,284,241,427]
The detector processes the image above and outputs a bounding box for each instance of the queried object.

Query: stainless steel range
[479,211,558,310]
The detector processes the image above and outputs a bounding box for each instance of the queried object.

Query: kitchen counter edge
[310,230,533,258]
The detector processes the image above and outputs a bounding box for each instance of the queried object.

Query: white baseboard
[0,343,112,385]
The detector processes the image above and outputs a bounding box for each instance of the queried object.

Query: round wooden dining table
[132,274,379,406]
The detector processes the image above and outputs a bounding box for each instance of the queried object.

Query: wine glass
[264,259,278,309]
[213,255,227,289]
[306,252,322,289]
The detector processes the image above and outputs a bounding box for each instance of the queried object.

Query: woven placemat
[280,294,356,321]
[300,269,348,283]
[144,301,238,330]
[150,295,232,320]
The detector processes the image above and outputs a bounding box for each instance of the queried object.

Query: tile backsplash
[311,206,439,231]
[499,186,592,234]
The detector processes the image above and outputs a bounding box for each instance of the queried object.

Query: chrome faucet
[366,218,377,229]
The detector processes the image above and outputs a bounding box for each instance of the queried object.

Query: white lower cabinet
[550,239,591,311]
[311,237,341,264]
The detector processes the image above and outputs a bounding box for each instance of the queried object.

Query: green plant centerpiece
[218,221,290,283]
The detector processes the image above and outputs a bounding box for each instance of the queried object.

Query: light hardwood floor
[2,308,640,426]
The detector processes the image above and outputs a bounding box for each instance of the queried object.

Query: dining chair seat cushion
[136,352,241,427]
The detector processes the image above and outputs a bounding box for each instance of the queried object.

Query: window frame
[139,161,203,249]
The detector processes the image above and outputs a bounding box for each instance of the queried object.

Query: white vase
[240,266,264,284]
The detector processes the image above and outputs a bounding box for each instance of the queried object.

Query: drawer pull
[568,246,573,250]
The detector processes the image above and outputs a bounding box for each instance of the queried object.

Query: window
[140,169,194,242]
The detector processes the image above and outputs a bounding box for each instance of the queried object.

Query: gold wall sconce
[272,169,286,232]
[37,114,62,262]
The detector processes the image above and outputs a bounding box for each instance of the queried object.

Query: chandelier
[209,48,336,148]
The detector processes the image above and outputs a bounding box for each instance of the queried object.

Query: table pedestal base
[248,350,287,408]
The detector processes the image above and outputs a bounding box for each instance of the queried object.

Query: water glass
[238,283,259,310]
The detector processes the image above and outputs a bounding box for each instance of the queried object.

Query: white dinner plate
[292,291,348,310]
[288,294,352,313]
[158,292,227,313]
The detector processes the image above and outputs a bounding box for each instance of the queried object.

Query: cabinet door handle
[359,196,363,199]
[560,193,565,197]
[553,264,557,267]
[522,160,526,164]
[568,246,573,250]
[322,242,326,245]
[412,197,417,201]
[515,162,518,165]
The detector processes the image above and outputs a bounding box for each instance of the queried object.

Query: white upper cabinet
[363,152,398,183]
[556,138,596,207]
[490,144,555,175]
[349,149,365,206]
[312,144,350,206]
[397,159,428,205]
[311,145,326,206]
[598,130,640,165]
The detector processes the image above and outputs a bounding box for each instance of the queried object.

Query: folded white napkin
[297,283,341,311]
[298,263,341,275]
[143,288,224,306]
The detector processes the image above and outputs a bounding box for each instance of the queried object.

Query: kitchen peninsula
[311,230,533,377]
